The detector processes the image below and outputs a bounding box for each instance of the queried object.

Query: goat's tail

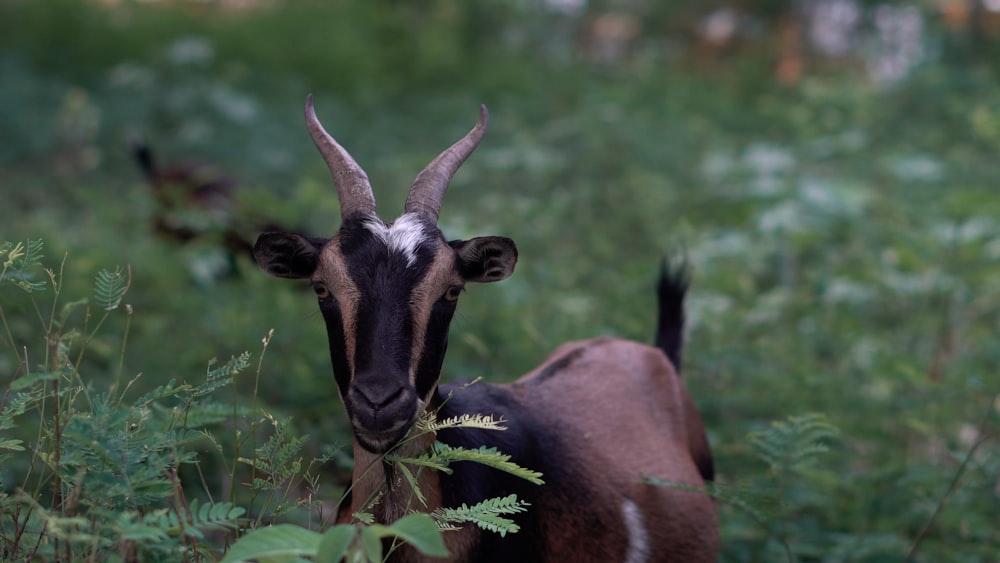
[656,255,715,481]
[654,255,690,374]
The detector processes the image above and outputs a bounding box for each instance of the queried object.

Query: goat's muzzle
[345,378,418,453]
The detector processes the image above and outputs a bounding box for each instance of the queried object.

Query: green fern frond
[153,499,245,539]
[170,400,235,428]
[423,413,509,433]
[239,416,307,486]
[749,413,839,473]
[94,265,130,311]
[0,239,47,292]
[385,453,452,473]
[195,351,251,396]
[0,387,38,432]
[0,438,24,452]
[133,379,190,406]
[433,494,530,537]
[353,511,375,525]
[429,442,545,485]
[115,510,171,543]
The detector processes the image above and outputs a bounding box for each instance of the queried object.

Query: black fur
[434,382,564,562]
[530,345,590,384]
[654,258,689,374]
[653,258,716,483]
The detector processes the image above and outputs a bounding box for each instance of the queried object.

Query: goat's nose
[357,384,406,412]
[348,382,416,438]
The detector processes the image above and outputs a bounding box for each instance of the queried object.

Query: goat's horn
[405,105,489,223]
[305,94,376,218]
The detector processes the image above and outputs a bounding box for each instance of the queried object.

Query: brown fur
[341,337,717,562]
[515,338,718,561]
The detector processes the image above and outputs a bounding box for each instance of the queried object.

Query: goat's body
[345,337,717,562]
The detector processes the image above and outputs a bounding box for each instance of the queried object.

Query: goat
[253,96,718,562]
[131,140,289,275]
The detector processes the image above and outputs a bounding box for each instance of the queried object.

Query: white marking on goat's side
[622,499,650,563]
[363,213,428,267]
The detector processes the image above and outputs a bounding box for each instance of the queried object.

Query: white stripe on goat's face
[362,213,430,268]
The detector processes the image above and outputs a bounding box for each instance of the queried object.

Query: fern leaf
[0,239,47,292]
[159,499,244,539]
[195,352,251,396]
[117,510,171,543]
[431,442,545,485]
[433,494,530,537]
[353,511,375,525]
[423,413,509,433]
[389,442,544,484]
[0,438,25,451]
[94,265,130,311]
[384,452,452,474]
[749,413,839,473]
[134,379,190,406]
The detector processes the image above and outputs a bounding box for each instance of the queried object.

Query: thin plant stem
[111,304,134,402]
[906,397,996,561]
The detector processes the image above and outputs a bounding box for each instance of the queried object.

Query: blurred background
[2,0,999,560]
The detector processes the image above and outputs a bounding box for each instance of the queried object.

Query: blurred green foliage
[2,0,999,560]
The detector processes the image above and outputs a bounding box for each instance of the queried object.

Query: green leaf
[359,525,383,563]
[1,238,46,292]
[394,462,427,508]
[749,413,839,474]
[220,525,322,563]
[433,494,529,537]
[433,442,545,485]
[380,513,448,557]
[94,265,130,311]
[10,370,59,390]
[421,413,508,433]
[0,438,25,451]
[316,525,357,563]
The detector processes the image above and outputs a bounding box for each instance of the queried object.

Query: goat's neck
[350,429,442,525]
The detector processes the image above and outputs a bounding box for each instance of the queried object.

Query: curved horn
[305,94,376,218]
[404,105,489,223]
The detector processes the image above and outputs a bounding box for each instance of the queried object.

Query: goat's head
[254,96,517,454]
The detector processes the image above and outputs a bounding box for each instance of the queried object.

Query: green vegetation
[2,1,999,561]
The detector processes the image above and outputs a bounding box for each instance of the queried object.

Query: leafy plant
[433,494,531,537]
[650,413,841,562]
[226,390,545,561]
[220,513,447,563]
[0,238,320,561]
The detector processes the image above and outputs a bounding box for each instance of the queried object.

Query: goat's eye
[313,282,331,299]
[444,285,464,302]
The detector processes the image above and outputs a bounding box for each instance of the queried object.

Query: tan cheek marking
[408,248,459,392]
[314,241,361,377]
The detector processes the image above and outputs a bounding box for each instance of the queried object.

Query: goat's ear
[254,232,326,279]
[450,236,518,283]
